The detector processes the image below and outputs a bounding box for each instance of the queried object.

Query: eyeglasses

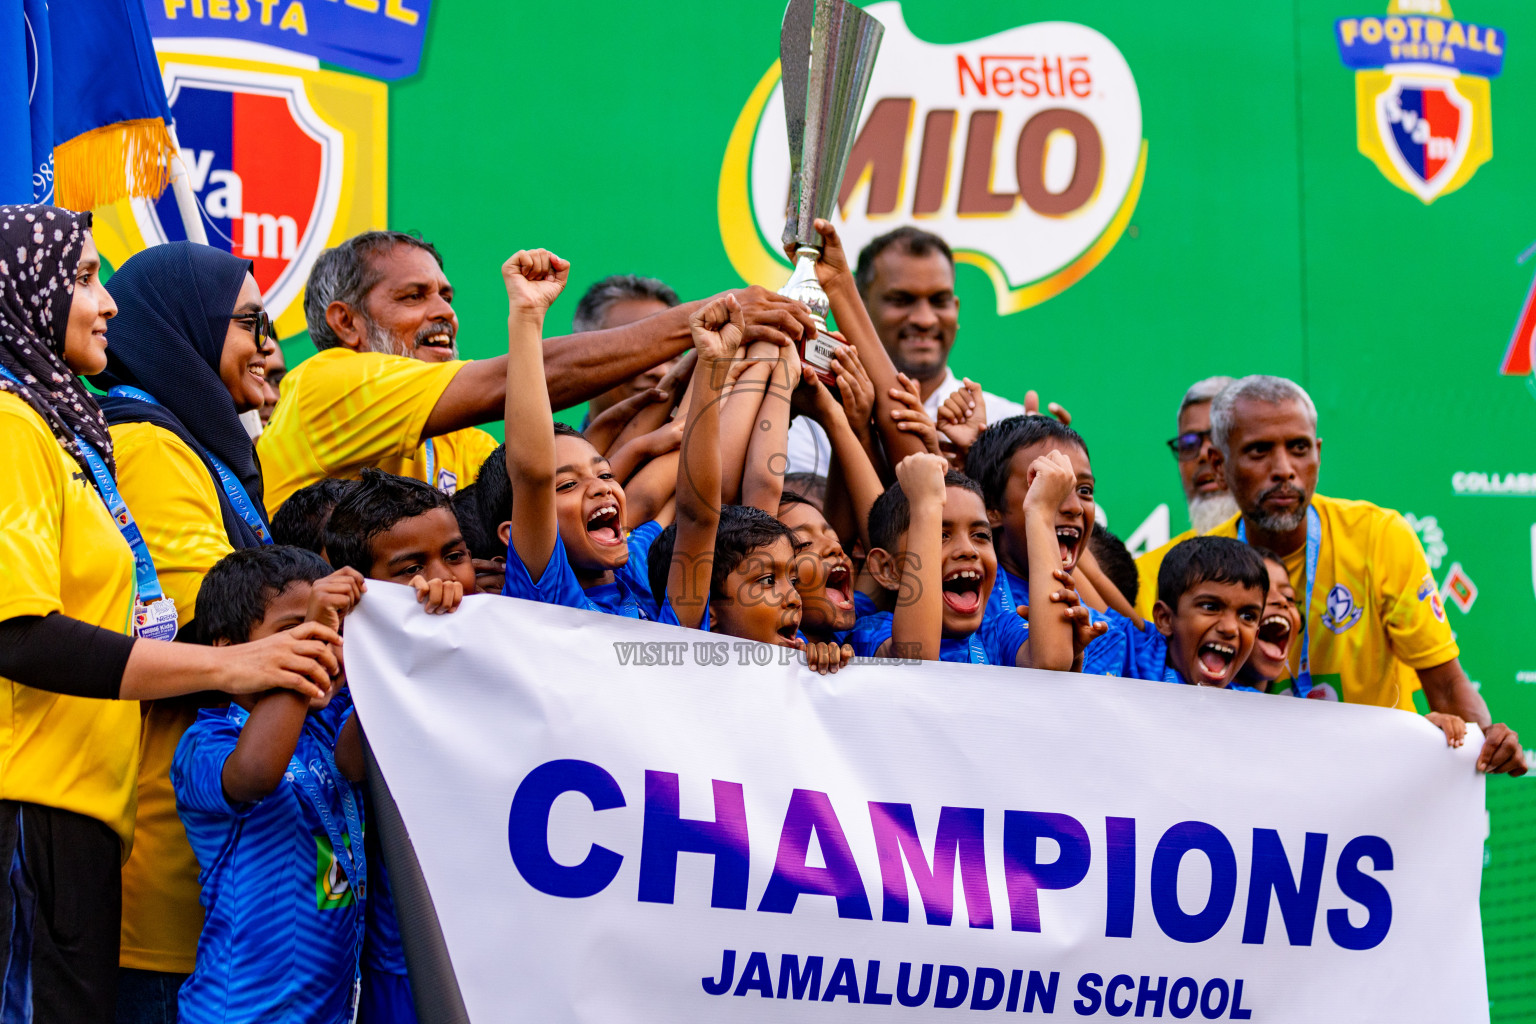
[1166,430,1213,461]
[229,310,277,346]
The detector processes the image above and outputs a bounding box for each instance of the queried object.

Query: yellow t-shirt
[0,392,139,849]
[384,424,500,496]
[1137,494,1453,710]
[258,348,474,511]
[110,421,231,973]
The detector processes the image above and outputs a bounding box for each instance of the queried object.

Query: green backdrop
[285,0,1535,1012]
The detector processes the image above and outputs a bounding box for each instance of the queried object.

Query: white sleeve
[981,390,1028,422]
[785,417,832,477]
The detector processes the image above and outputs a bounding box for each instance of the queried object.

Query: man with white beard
[1132,376,1239,615]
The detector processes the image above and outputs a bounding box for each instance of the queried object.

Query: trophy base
[779,249,839,387]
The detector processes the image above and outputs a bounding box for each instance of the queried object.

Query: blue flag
[2,0,174,209]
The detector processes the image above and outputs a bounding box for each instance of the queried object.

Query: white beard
[1188,491,1241,534]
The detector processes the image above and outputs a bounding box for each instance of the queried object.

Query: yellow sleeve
[461,427,501,485]
[1132,528,1200,619]
[1373,510,1459,670]
[0,403,68,621]
[110,423,234,625]
[260,350,464,508]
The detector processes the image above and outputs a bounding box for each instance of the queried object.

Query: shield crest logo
[1374,76,1472,202]
[129,62,344,329]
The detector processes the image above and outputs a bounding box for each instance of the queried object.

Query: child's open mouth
[1195,640,1236,682]
[824,562,854,610]
[585,503,623,546]
[941,568,984,616]
[1255,614,1292,664]
[1056,526,1082,571]
[776,620,802,645]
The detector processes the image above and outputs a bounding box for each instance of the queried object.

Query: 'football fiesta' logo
[719,3,1147,315]
[1335,0,1503,204]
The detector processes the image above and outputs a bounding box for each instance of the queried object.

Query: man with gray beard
[1154,375,1524,774]
[258,231,816,510]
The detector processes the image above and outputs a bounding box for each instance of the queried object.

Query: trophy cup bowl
[778,0,884,384]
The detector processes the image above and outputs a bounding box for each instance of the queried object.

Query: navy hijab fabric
[91,242,268,549]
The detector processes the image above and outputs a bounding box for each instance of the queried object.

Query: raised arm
[806,218,928,465]
[1021,450,1077,671]
[422,287,814,436]
[742,345,801,512]
[888,453,948,662]
[801,371,883,551]
[668,295,745,629]
[501,249,571,580]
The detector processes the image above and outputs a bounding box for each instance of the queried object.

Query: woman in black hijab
[0,206,338,1024]
[95,240,275,552]
[88,242,283,1017]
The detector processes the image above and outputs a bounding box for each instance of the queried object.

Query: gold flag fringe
[53,117,175,213]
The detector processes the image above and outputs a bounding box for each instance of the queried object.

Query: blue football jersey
[174,702,364,1024]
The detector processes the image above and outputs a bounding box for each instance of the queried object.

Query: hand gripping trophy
[777,0,884,384]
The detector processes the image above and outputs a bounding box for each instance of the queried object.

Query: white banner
[346,585,1488,1023]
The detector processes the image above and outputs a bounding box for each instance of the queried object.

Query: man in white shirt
[787,227,1026,477]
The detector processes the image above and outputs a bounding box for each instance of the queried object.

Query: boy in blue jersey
[1123,536,1268,688]
[173,547,367,1024]
[646,504,855,673]
[777,494,857,644]
[499,248,721,627]
[850,454,1046,666]
[321,470,469,1023]
[769,353,885,647]
[967,414,1118,667]
[324,469,473,612]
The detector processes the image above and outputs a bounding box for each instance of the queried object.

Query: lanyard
[1239,505,1321,697]
[423,436,436,487]
[106,386,271,544]
[0,365,176,639]
[995,568,1021,616]
[964,631,987,665]
[227,704,367,1002]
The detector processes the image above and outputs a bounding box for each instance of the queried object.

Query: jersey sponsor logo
[92,48,387,343]
[436,467,459,495]
[1321,583,1364,634]
[315,833,358,910]
[719,2,1146,315]
[1335,1,1502,205]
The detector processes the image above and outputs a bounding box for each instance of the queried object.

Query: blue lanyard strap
[0,365,167,605]
[966,631,987,665]
[107,385,271,544]
[1239,505,1321,697]
[226,704,366,992]
[424,436,436,486]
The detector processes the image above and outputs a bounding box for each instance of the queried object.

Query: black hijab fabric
[0,205,116,477]
[91,241,268,548]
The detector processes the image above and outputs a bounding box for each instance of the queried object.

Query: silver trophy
[777,0,884,383]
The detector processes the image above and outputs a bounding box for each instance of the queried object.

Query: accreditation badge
[134,597,179,642]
